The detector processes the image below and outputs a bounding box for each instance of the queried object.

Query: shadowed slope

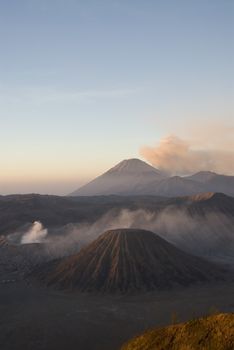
[33,229,227,293]
[121,313,234,350]
[187,172,234,196]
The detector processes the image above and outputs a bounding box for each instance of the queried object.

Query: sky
[0,0,233,194]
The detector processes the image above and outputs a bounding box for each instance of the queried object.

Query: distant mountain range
[70,158,234,197]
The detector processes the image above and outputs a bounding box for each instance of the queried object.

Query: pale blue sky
[0,0,233,194]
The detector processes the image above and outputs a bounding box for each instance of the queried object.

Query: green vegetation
[121,313,234,350]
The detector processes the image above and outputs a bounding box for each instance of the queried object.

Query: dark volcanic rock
[32,229,227,293]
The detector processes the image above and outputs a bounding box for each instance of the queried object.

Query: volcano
[33,228,227,293]
[70,158,165,196]
[70,158,234,197]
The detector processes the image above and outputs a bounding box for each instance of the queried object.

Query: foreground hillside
[121,313,234,350]
[1,278,234,350]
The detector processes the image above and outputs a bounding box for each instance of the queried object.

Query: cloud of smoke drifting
[20,208,234,262]
[140,134,234,176]
[21,221,48,244]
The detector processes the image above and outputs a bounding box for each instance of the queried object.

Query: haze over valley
[0,157,234,349]
[1,1,233,349]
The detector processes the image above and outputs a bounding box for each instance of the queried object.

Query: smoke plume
[21,208,233,262]
[21,221,48,244]
[140,134,234,176]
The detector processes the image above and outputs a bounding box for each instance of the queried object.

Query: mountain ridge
[70,158,234,197]
[70,159,165,196]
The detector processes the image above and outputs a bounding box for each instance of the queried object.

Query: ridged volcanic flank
[33,228,227,293]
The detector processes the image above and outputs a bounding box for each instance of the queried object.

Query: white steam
[42,208,234,259]
[16,209,234,265]
[21,221,48,244]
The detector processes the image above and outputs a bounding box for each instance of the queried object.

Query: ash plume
[140,134,234,176]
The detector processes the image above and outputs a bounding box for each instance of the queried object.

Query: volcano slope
[32,229,228,293]
[121,313,234,350]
